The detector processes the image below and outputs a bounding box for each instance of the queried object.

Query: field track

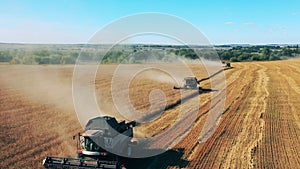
[0,60,300,168]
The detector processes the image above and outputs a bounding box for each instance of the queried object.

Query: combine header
[43,116,136,169]
[42,156,117,169]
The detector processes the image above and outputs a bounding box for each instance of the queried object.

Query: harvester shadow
[137,88,217,124]
[164,88,218,111]
[124,148,189,169]
[136,67,232,124]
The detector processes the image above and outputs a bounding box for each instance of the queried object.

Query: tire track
[175,63,251,168]
[257,61,300,168]
[222,63,268,168]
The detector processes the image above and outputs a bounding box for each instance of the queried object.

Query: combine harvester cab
[43,116,136,169]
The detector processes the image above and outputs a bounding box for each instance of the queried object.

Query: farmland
[0,60,300,168]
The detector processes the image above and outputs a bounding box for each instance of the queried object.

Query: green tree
[281,47,293,57]
[0,50,12,62]
[237,52,250,61]
[34,50,50,57]
[230,57,238,62]
[262,48,271,60]
[22,55,36,64]
[49,54,61,64]
[269,55,280,61]
[117,55,125,63]
[61,55,75,64]
[128,56,135,64]
[251,54,261,61]
[220,51,231,60]
[9,58,21,64]
[34,56,51,64]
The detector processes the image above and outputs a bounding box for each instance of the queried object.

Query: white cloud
[231,29,240,33]
[267,26,288,34]
[225,21,234,25]
[243,22,255,26]
[291,12,298,16]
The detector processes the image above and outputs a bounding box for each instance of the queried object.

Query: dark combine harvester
[43,116,136,169]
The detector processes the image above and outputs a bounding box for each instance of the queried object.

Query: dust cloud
[0,65,74,112]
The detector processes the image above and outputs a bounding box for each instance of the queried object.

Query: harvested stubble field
[0,60,300,169]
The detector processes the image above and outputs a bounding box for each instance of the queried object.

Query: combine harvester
[43,116,136,169]
[173,77,213,93]
[173,62,232,91]
[222,61,232,68]
[173,77,202,91]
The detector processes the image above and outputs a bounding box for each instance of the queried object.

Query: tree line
[0,44,299,64]
[0,49,79,64]
[217,45,299,62]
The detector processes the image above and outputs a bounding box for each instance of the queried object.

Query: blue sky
[0,0,299,44]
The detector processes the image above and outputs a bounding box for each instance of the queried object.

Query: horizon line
[0,42,299,46]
